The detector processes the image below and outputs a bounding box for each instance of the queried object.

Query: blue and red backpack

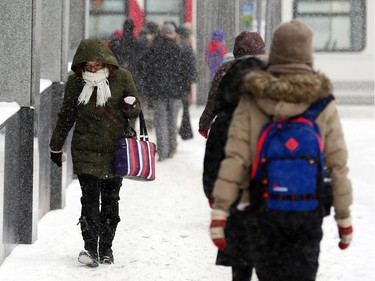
[250,95,334,216]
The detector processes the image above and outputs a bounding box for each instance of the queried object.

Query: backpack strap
[302,94,334,120]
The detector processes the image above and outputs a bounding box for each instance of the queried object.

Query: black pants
[77,174,122,257]
[251,211,323,281]
[232,267,253,281]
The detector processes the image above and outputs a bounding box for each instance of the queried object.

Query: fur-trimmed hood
[240,70,333,118]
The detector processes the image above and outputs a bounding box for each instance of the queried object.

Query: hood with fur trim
[240,71,333,118]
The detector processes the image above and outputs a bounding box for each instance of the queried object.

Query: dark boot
[232,267,253,281]
[78,216,99,255]
[77,216,99,267]
[78,250,99,267]
[98,177,122,264]
[77,174,102,258]
[99,217,120,264]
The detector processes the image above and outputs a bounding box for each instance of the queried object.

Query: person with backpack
[201,31,266,281]
[209,20,353,281]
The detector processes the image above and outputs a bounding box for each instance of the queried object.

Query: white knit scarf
[78,68,111,107]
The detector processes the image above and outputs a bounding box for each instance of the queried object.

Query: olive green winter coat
[50,38,141,179]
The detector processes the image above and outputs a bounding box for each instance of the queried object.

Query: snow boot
[78,250,99,267]
[99,217,120,264]
[78,216,99,266]
[99,250,114,265]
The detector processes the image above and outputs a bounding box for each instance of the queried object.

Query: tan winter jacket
[212,69,352,222]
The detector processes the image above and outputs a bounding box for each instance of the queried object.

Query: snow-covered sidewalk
[0,105,374,281]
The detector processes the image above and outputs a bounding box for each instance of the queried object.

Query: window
[89,0,125,39]
[144,0,184,26]
[90,0,125,11]
[293,0,366,52]
[147,0,181,12]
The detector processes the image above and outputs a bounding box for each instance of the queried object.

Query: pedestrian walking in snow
[50,38,141,267]
[176,25,197,140]
[137,22,186,161]
[199,31,266,138]
[210,20,353,281]
[109,19,144,79]
[135,21,160,128]
[200,31,266,281]
[206,28,228,81]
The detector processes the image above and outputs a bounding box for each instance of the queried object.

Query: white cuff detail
[210,227,225,239]
[336,217,352,228]
[237,202,250,211]
[124,96,136,106]
[211,209,228,220]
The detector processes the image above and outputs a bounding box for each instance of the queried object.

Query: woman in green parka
[50,38,141,267]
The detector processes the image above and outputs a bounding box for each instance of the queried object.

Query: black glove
[50,151,63,167]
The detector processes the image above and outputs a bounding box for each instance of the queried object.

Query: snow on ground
[0,102,20,126]
[0,105,374,281]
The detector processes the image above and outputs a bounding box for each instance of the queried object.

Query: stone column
[39,0,77,212]
[69,0,90,62]
[0,0,42,245]
[40,0,70,83]
[0,0,41,106]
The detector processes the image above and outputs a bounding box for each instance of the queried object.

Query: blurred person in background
[138,23,185,161]
[136,21,160,128]
[109,19,143,81]
[176,25,197,140]
[206,28,228,81]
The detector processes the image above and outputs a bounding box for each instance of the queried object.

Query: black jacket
[138,36,184,101]
[203,56,266,200]
[109,34,144,77]
[202,56,266,268]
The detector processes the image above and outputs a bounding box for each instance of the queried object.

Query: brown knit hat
[268,19,314,66]
[233,31,265,58]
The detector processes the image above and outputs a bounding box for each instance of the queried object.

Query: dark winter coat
[203,56,265,201]
[202,57,265,268]
[138,36,184,101]
[179,42,197,94]
[178,40,197,140]
[199,60,234,132]
[50,38,141,179]
[109,33,144,77]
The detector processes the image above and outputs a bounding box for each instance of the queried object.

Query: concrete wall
[0,0,41,107]
[69,0,89,62]
[40,0,70,82]
[0,0,88,266]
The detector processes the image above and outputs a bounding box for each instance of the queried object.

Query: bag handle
[101,107,149,140]
[139,111,149,141]
[101,107,125,129]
